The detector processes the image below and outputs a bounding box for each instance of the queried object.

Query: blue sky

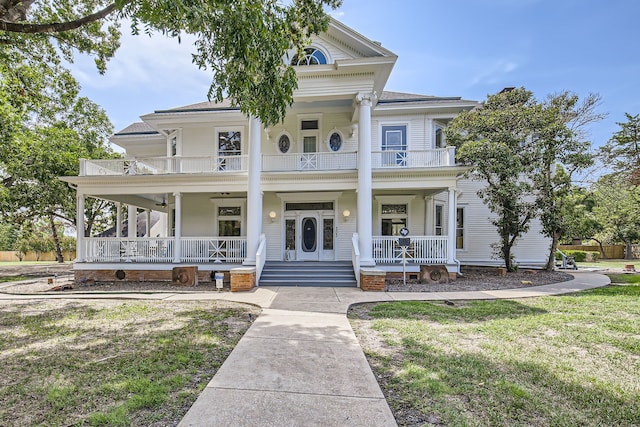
[73,0,639,165]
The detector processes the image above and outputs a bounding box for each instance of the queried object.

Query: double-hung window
[381,125,407,166]
[217,131,241,171]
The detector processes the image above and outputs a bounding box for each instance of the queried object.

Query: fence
[0,251,76,262]
[558,245,627,259]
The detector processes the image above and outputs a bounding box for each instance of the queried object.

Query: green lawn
[350,284,640,427]
[0,300,258,426]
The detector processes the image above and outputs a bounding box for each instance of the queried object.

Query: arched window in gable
[291,47,328,66]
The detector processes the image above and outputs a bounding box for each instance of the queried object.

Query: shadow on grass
[0,300,255,427]
[378,339,640,427]
[359,299,547,323]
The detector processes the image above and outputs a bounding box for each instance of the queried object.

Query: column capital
[356,91,377,106]
[173,191,182,198]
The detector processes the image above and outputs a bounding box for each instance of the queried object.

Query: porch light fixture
[342,209,350,221]
[269,210,277,222]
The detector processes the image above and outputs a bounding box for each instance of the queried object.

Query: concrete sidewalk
[178,272,610,426]
[0,272,611,426]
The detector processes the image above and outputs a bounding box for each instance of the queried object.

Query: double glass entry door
[285,214,334,261]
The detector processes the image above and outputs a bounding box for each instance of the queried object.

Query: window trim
[297,114,322,153]
[326,129,344,152]
[276,132,293,154]
[215,127,244,156]
[434,121,446,149]
[289,45,331,66]
[210,198,246,237]
[435,203,444,236]
[456,206,466,250]
[374,195,415,235]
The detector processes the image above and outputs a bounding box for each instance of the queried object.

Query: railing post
[447,146,456,166]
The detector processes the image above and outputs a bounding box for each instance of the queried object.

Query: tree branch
[0,2,126,34]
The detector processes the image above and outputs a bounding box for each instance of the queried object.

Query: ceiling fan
[155,196,168,207]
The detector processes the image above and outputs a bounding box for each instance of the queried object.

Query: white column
[356,92,376,267]
[173,192,182,263]
[424,196,433,235]
[447,188,457,264]
[116,203,122,238]
[128,205,137,238]
[76,193,85,262]
[244,115,262,265]
[145,210,151,237]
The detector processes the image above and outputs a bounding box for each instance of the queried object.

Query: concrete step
[261,261,357,287]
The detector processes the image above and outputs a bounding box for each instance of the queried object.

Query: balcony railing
[262,152,357,172]
[372,147,455,169]
[373,236,448,264]
[80,156,248,176]
[83,237,247,263]
[79,148,456,176]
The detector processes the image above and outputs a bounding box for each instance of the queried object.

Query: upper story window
[328,131,343,152]
[218,131,241,156]
[278,134,291,154]
[291,47,327,66]
[381,125,407,166]
[434,122,445,148]
[217,130,242,171]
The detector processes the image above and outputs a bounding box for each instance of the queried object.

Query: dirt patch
[386,268,574,292]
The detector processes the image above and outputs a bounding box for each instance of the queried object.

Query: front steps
[259,261,357,287]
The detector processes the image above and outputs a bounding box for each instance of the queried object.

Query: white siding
[455,179,550,267]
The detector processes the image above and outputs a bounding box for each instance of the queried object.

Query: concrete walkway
[0,272,611,426]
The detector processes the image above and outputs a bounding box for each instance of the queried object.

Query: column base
[360,267,386,291]
[231,267,256,292]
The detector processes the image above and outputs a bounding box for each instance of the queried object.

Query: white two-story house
[62,18,550,290]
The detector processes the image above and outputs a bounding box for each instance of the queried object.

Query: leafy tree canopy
[447,87,602,271]
[1,0,342,127]
[600,112,640,182]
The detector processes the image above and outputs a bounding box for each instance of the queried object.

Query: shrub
[556,250,596,262]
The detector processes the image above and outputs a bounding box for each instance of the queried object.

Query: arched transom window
[291,47,327,66]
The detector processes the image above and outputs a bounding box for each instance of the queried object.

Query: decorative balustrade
[372,147,455,169]
[80,148,455,176]
[262,152,358,171]
[372,236,448,264]
[83,237,246,263]
[80,155,248,176]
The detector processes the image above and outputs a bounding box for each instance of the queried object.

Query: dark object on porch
[420,265,449,284]
[172,266,198,286]
[115,270,126,280]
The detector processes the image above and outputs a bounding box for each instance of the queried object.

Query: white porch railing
[80,155,248,176]
[373,236,448,264]
[84,237,175,262]
[262,152,357,172]
[84,237,246,263]
[372,147,455,169]
[352,233,361,287]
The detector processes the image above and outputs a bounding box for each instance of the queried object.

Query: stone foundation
[74,268,229,286]
[230,267,256,292]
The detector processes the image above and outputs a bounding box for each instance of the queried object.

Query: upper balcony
[79,147,456,176]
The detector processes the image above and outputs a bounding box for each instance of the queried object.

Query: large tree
[1,0,342,127]
[592,173,640,259]
[600,113,640,182]
[447,88,601,271]
[447,88,544,271]
[533,92,603,270]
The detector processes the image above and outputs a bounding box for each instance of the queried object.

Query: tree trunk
[591,238,607,260]
[49,213,64,263]
[626,242,633,260]
[546,231,560,271]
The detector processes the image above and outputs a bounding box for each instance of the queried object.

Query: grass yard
[0,299,259,426]
[349,284,640,427]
